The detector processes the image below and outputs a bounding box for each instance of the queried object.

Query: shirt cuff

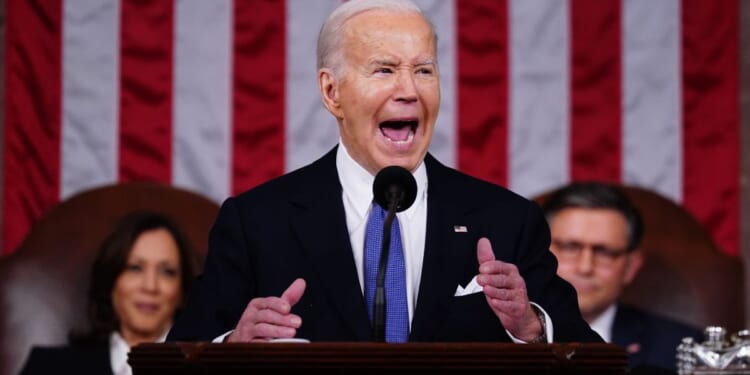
[212,330,233,343]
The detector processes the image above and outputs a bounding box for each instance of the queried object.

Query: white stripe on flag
[286,0,342,173]
[61,0,120,199]
[622,0,682,203]
[509,0,570,198]
[417,0,457,168]
[173,0,233,203]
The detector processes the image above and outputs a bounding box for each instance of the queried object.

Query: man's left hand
[476,237,543,342]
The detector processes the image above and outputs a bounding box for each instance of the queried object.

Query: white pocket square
[454,275,483,296]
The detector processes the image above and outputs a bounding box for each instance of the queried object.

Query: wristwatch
[527,305,548,344]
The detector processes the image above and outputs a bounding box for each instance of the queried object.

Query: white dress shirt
[109,329,168,375]
[588,304,617,343]
[336,141,427,327]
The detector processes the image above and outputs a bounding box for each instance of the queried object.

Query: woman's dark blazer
[21,344,113,375]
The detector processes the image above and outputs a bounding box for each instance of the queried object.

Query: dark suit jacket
[20,345,113,375]
[613,304,703,373]
[168,147,601,343]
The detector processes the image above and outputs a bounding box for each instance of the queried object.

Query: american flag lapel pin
[453,225,468,233]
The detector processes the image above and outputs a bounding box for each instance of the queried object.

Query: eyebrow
[414,59,436,67]
[367,59,437,68]
[368,59,397,67]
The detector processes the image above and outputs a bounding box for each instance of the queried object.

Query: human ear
[318,68,343,119]
[622,249,643,285]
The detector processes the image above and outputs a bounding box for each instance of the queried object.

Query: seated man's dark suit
[613,304,702,373]
[168,147,601,343]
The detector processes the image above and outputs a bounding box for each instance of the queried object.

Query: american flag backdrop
[3,0,740,256]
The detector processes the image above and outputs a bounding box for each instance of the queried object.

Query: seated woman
[20,211,196,375]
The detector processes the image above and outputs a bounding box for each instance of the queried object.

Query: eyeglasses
[550,239,629,267]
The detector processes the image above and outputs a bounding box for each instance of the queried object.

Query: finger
[247,279,307,314]
[249,297,291,314]
[281,278,307,307]
[255,308,303,328]
[478,265,521,284]
[479,259,519,277]
[477,273,518,289]
[476,237,495,266]
[481,284,524,301]
[253,322,297,339]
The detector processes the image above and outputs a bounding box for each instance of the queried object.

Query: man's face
[319,10,440,175]
[548,208,642,323]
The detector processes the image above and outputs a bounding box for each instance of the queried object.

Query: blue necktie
[364,203,409,342]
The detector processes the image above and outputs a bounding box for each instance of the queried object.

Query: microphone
[371,166,417,342]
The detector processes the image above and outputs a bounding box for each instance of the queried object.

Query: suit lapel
[410,155,478,341]
[289,148,371,341]
[612,306,646,364]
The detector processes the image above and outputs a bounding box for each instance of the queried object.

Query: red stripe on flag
[2,0,63,254]
[681,0,740,255]
[118,0,174,183]
[569,0,622,182]
[457,0,509,187]
[231,0,286,195]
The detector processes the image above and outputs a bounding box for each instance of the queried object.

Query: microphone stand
[371,187,402,342]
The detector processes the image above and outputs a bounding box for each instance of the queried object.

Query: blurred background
[1,0,749,323]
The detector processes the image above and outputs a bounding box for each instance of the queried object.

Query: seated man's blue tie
[364,203,409,342]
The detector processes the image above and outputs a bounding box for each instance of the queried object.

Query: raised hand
[226,278,306,342]
[476,238,542,342]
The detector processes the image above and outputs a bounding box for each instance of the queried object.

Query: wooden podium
[129,342,627,374]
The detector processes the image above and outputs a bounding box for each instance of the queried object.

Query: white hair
[316,0,436,76]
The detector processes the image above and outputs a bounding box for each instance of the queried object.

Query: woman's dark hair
[541,182,644,251]
[72,211,196,344]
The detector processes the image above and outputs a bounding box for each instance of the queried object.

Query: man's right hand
[226,278,306,342]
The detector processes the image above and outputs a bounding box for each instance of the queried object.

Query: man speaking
[167,0,600,344]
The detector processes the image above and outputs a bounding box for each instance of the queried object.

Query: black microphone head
[373,166,417,212]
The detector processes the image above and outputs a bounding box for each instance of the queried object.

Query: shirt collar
[336,141,427,221]
[588,304,617,343]
[109,331,131,375]
[109,329,169,375]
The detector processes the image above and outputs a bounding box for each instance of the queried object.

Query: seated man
[541,182,702,372]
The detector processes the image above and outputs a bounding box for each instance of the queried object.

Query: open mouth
[379,119,418,144]
[135,302,160,313]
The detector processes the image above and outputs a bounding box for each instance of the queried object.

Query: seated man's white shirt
[588,304,617,343]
